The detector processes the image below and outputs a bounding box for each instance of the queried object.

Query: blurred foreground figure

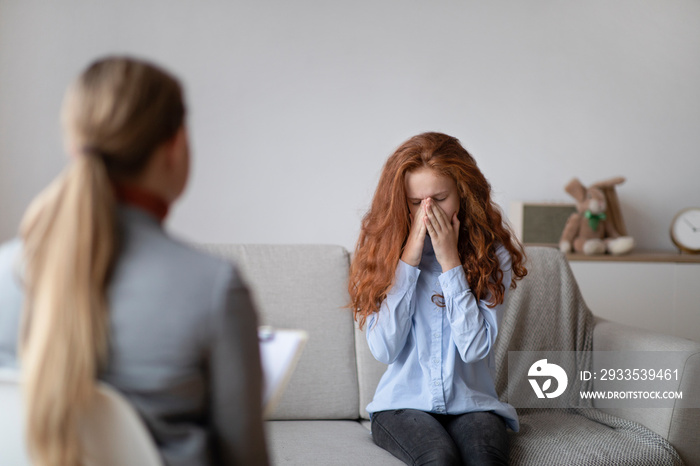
[0,56,268,466]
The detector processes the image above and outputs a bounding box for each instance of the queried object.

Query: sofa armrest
[592,317,700,465]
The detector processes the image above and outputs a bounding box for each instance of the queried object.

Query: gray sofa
[202,245,700,465]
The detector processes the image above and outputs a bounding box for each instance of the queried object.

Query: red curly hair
[350,132,527,330]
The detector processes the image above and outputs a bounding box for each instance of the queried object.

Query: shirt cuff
[389,260,420,295]
[438,265,470,297]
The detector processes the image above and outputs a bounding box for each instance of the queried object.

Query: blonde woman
[0,56,268,465]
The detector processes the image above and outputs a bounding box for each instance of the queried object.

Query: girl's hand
[424,198,461,272]
[401,199,427,267]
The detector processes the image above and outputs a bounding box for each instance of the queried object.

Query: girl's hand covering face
[424,198,461,272]
[401,199,428,267]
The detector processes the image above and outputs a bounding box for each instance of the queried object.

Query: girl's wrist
[440,260,462,273]
[439,251,461,272]
[400,251,420,267]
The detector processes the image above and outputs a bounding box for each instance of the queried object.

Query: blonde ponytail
[20,155,115,466]
[18,56,185,465]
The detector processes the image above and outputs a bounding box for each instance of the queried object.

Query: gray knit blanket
[493,247,683,466]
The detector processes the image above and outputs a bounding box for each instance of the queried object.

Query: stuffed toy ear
[564,178,587,203]
[592,176,626,189]
[592,176,628,236]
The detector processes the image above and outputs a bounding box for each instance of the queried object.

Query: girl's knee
[414,446,461,466]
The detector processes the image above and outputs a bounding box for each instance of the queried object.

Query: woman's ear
[163,127,188,170]
[160,126,190,200]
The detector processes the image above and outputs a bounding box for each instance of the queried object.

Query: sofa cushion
[510,409,682,465]
[266,420,403,465]
[201,244,358,420]
[593,318,700,463]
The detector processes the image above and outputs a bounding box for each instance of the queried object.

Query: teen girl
[349,132,527,465]
[0,57,268,465]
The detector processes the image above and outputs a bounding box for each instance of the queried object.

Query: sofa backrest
[201,244,358,420]
[203,244,591,421]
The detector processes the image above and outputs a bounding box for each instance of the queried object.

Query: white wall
[1,0,699,252]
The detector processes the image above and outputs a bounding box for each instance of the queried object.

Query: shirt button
[433,381,440,386]
[432,359,439,365]
[433,332,440,338]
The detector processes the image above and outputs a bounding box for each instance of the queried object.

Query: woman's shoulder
[494,243,513,270]
[167,238,247,291]
[118,208,244,288]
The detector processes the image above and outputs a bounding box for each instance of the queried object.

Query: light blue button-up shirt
[365,237,518,431]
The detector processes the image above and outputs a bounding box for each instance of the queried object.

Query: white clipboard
[258,327,308,418]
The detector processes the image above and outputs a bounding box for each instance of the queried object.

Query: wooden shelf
[566,250,700,263]
[524,244,700,263]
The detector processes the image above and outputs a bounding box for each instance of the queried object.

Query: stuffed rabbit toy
[559,177,634,255]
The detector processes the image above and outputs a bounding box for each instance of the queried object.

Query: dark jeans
[371,409,509,466]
